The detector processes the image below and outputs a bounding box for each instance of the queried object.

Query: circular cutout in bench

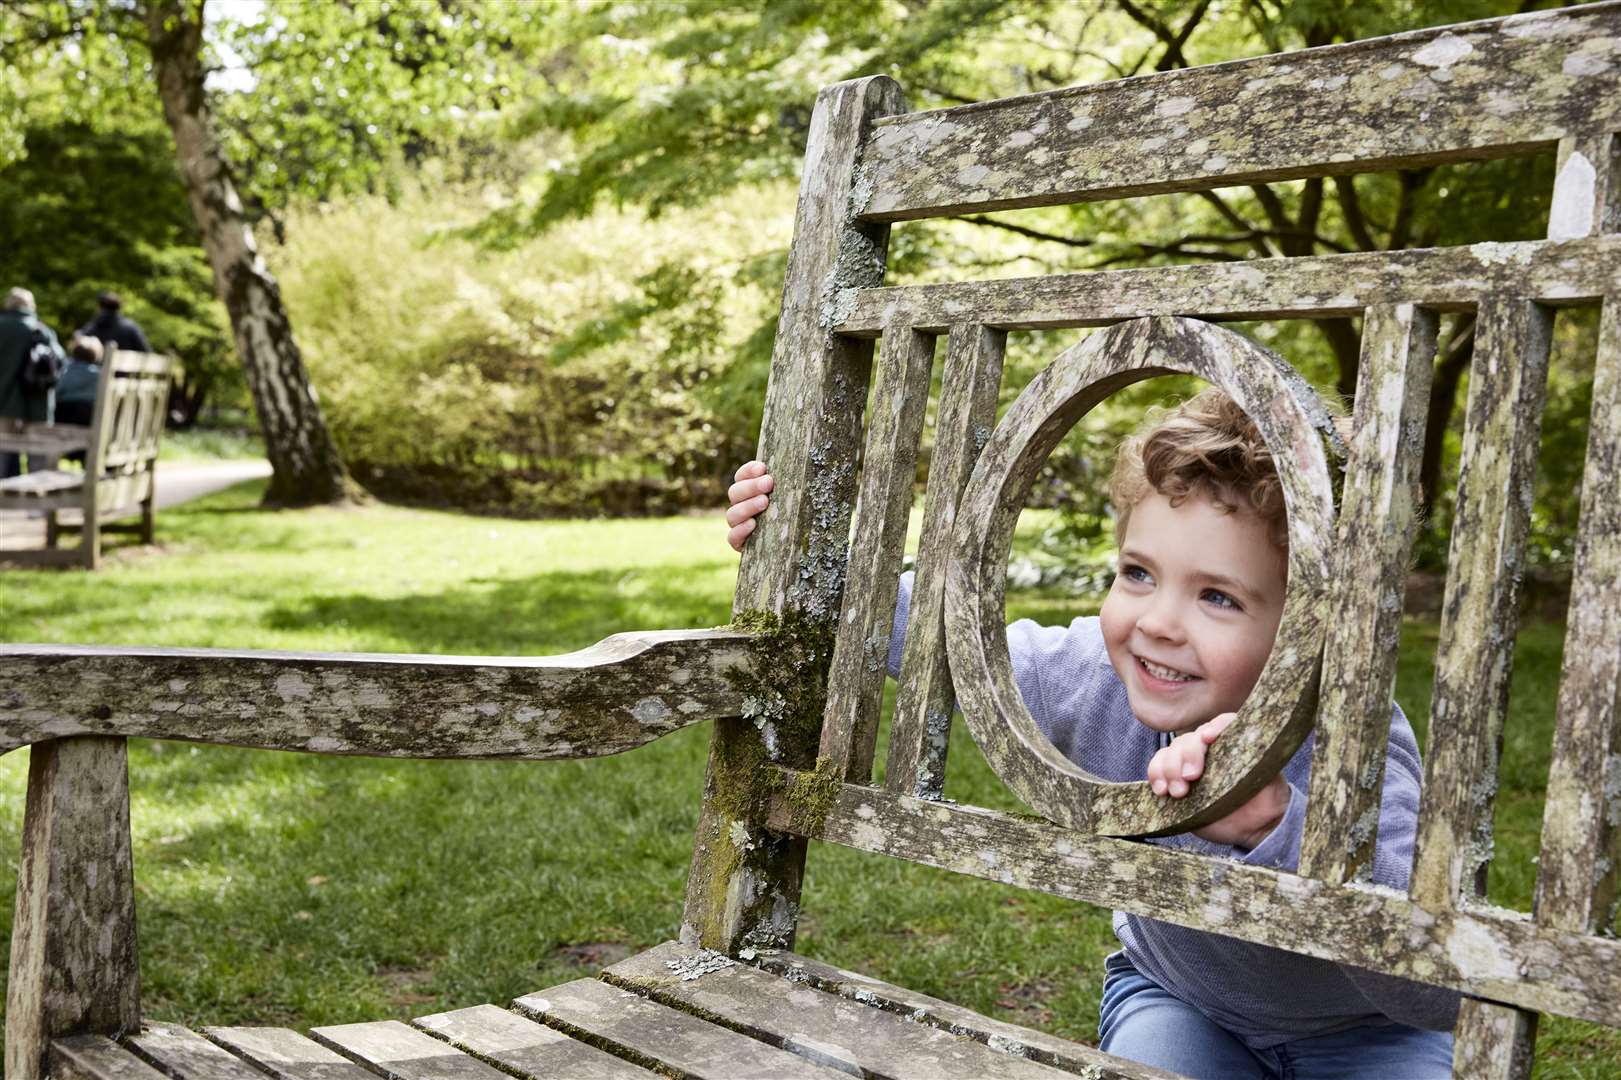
[944,316,1337,837]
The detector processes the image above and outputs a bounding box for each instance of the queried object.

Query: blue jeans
[1099,954,1453,1079]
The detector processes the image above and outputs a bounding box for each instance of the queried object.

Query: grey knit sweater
[889,572,1460,1049]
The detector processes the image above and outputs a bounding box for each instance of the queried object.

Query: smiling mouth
[1136,656,1199,684]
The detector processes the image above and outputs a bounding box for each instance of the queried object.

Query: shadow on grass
[263,565,735,655]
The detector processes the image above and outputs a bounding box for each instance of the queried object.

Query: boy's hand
[726,461,774,552]
[1147,712,1289,849]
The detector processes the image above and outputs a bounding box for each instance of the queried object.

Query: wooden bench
[5,7,1621,1078]
[0,350,173,569]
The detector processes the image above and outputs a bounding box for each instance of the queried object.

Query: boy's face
[1099,491,1287,735]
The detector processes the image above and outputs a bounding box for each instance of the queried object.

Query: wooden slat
[1536,297,1621,934]
[1452,999,1538,1080]
[413,1003,656,1080]
[124,1024,265,1080]
[0,631,752,759]
[764,773,1621,1028]
[747,948,1182,1080]
[886,324,1005,799]
[856,5,1621,221]
[50,1036,168,1080]
[685,73,909,955]
[311,1020,507,1080]
[1299,303,1436,883]
[820,327,937,782]
[606,941,1147,1079]
[6,738,140,1080]
[834,237,1620,336]
[204,1027,377,1080]
[1411,298,1553,911]
[514,977,853,1079]
[1549,132,1618,240]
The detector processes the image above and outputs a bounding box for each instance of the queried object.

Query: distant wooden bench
[5,7,1621,1080]
[0,350,173,569]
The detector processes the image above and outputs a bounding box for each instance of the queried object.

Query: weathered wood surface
[49,1036,166,1080]
[414,1003,657,1080]
[1298,304,1436,883]
[1536,297,1621,935]
[6,738,140,1080]
[0,631,751,759]
[1550,133,1618,241]
[855,6,1621,221]
[124,1023,267,1080]
[747,948,1182,1080]
[607,941,1130,1079]
[886,324,1006,800]
[514,977,854,1079]
[205,1026,379,1080]
[764,774,1621,1028]
[685,74,907,955]
[945,316,1335,837]
[1411,299,1552,911]
[819,327,936,782]
[310,1020,508,1080]
[1451,999,1538,1080]
[833,237,1620,336]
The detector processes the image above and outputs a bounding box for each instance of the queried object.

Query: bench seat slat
[0,468,84,498]
[310,1021,507,1080]
[413,1003,657,1080]
[124,1023,267,1080]
[748,949,1180,1080]
[515,977,853,1079]
[205,1027,378,1080]
[50,1037,169,1080]
[606,942,1146,1080]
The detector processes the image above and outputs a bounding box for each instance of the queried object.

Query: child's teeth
[1143,659,1191,682]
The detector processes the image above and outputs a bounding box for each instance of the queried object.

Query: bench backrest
[87,349,171,481]
[684,4,1621,1075]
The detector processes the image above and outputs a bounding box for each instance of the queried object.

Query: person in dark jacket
[1,286,65,479]
[78,291,152,354]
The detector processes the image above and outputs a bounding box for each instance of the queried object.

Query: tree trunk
[142,0,352,506]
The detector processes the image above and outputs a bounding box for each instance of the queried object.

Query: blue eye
[1121,564,1152,584]
[1202,589,1241,611]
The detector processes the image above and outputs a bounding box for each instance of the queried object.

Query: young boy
[725,389,1459,1079]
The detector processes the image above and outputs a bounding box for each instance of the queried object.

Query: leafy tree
[494,0,1578,552]
[2,0,552,505]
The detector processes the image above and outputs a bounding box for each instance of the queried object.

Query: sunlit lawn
[0,483,1614,1078]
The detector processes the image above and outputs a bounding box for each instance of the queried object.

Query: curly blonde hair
[1109,388,1289,551]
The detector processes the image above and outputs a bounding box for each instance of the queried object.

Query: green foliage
[270,178,793,515]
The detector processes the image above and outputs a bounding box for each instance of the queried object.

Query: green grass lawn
[1,484,1615,1078]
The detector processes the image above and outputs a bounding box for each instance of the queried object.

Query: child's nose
[1136,598,1185,641]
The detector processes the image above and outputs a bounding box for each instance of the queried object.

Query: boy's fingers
[726,518,756,552]
[1199,713,1236,743]
[734,460,765,482]
[725,495,768,527]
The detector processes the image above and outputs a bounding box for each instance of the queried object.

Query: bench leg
[141,494,155,545]
[44,511,59,549]
[5,737,141,1080]
[83,516,101,570]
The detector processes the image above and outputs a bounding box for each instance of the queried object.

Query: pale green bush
[270,179,793,515]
